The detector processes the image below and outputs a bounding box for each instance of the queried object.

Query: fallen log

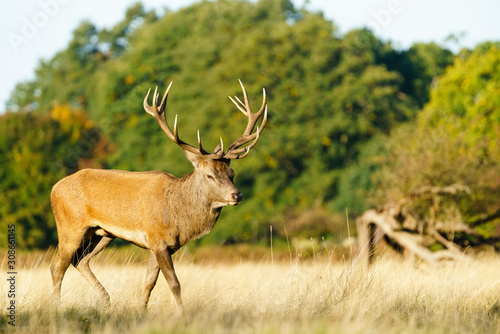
[355,184,476,266]
[356,209,463,265]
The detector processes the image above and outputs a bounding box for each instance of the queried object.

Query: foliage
[4,256,500,334]
[374,44,500,235]
[2,0,467,249]
[384,42,454,107]
[0,107,107,248]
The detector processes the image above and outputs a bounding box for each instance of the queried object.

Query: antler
[144,80,267,161]
[223,80,268,159]
[144,82,224,159]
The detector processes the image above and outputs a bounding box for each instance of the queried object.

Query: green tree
[374,43,500,237]
[4,0,455,248]
[384,42,454,107]
[0,107,107,248]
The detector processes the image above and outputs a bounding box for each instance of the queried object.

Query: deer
[50,80,267,312]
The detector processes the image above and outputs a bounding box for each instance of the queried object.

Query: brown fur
[50,80,266,312]
[50,158,239,310]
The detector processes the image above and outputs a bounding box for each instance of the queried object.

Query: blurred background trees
[372,44,500,241]
[0,105,107,248]
[2,0,498,250]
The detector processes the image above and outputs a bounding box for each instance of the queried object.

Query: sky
[1,0,499,112]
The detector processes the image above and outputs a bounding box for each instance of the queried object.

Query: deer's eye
[207,174,214,180]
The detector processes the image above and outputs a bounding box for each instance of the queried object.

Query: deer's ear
[183,150,205,168]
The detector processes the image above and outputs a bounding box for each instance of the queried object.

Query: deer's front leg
[154,248,183,311]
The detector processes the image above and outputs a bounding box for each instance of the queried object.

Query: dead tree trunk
[355,184,483,266]
[356,209,463,265]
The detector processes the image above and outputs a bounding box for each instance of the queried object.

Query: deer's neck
[167,172,222,245]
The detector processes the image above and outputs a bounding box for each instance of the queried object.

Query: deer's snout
[231,192,243,204]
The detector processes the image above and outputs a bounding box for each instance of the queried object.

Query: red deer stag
[50,80,267,311]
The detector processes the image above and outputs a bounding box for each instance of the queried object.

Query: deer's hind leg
[51,227,89,302]
[73,230,114,305]
[140,251,161,310]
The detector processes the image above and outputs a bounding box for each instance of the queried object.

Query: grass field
[2,248,500,334]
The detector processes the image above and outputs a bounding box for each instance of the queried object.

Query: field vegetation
[3,0,498,251]
[2,248,500,333]
[2,0,500,332]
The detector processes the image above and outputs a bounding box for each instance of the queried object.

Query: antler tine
[238,79,251,112]
[228,96,248,116]
[143,83,172,116]
[228,107,267,155]
[203,137,224,160]
[242,87,266,136]
[144,82,202,156]
[197,130,202,151]
[153,86,158,109]
[218,137,224,158]
[158,81,173,115]
[173,114,179,141]
[143,88,154,116]
[257,88,267,117]
[223,82,268,160]
[236,126,260,159]
[234,96,247,110]
[145,81,268,161]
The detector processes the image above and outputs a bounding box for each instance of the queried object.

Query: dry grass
[2,250,500,333]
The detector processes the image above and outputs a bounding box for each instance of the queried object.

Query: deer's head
[144,80,267,208]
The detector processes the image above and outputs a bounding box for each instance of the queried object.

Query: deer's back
[51,169,177,232]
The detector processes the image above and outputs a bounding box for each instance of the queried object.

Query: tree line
[2,0,498,249]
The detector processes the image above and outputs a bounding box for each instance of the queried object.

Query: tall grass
[2,250,500,333]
